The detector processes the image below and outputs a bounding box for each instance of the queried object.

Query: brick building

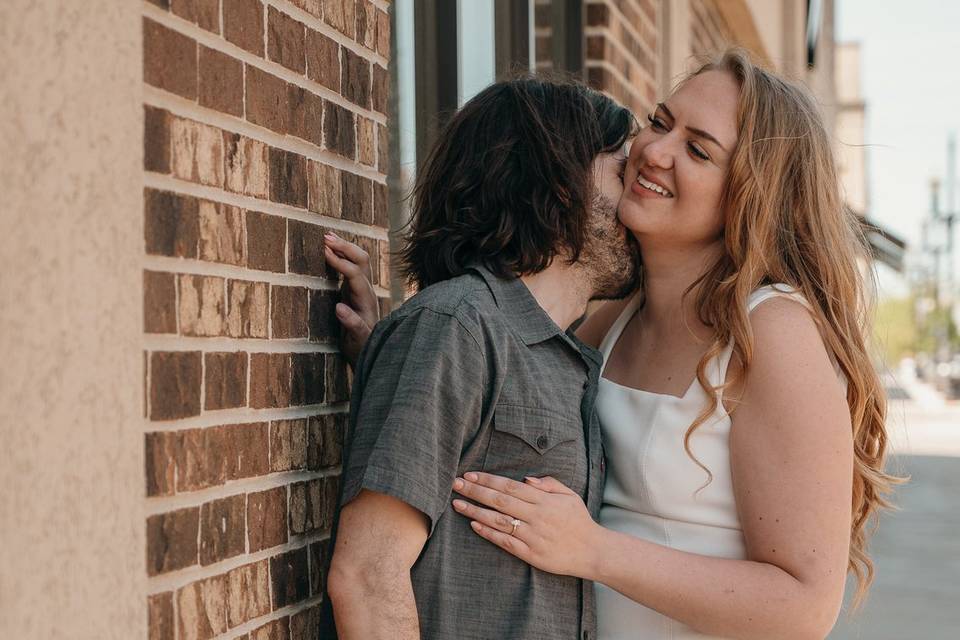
[0,2,898,640]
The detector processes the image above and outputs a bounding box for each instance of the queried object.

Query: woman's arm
[454,297,852,640]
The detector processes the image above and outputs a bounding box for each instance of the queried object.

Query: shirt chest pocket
[482,405,584,488]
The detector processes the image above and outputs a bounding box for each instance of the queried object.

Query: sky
[836,0,960,297]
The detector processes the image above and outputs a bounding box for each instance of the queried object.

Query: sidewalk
[829,378,960,639]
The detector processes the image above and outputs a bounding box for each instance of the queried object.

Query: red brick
[148,592,175,640]
[249,353,291,408]
[227,422,271,479]
[307,160,342,217]
[307,539,329,597]
[176,575,228,640]
[305,29,340,91]
[226,280,269,338]
[586,3,609,26]
[307,413,345,470]
[376,9,390,58]
[224,133,270,198]
[355,0,376,49]
[146,431,178,497]
[270,546,310,609]
[290,603,322,640]
[198,0,221,33]
[357,116,375,166]
[323,0,355,37]
[287,85,324,147]
[224,0,264,56]
[144,18,198,100]
[290,477,339,535]
[377,122,388,171]
[325,353,349,403]
[150,351,202,420]
[308,290,337,343]
[171,0,197,22]
[204,351,248,410]
[144,270,178,334]
[267,6,306,73]
[147,507,200,575]
[291,0,322,19]
[378,238,391,284]
[354,233,379,285]
[323,100,355,159]
[251,617,289,640]
[145,189,200,258]
[227,560,271,628]
[144,105,171,173]
[268,147,308,207]
[271,286,309,338]
[340,171,372,224]
[373,181,388,227]
[176,428,215,491]
[246,211,286,273]
[341,47,371,108]
[372,63,388,113]
[170,117,225,187]
[247,486,288,552]
[270,419,308,472]
[199,201,246,266]
[199,45,244,117]
[200,494,246,565]
[245,65,288,134]
[287,220,327,277]
[291,352,325,405]
[179,274,225,337]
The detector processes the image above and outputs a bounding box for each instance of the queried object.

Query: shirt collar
[466,264,565,346]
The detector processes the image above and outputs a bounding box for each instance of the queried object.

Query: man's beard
[581,193,642,300]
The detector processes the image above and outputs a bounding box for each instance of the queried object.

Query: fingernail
[324,232,339,241]
[464,472,478,482]
[525,476,542,485]
[452,499,466,510]
[453,478,463,490]
[471,521,482,531]
[335,303,348,318]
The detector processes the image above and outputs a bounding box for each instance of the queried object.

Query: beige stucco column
[0,1,144,638]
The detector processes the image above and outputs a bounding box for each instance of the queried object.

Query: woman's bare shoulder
[575,297,633,349]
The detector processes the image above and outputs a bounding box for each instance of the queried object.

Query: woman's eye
[646,114,667,131]
[688,143,709,161]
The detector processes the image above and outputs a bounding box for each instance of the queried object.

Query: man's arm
[328,490,428,640]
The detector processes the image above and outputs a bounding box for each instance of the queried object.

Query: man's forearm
[329,564,420,639]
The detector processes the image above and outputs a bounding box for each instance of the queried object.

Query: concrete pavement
[829,380,960,639]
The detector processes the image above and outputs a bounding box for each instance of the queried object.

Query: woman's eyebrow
[657,102,728,152]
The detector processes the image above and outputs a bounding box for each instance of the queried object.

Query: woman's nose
[639,136,673,170]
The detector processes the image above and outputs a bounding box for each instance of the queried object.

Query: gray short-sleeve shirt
[339,265,605,640]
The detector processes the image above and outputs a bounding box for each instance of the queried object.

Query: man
[326,77,640,640]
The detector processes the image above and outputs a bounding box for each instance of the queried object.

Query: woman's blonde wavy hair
[675,49,902,609]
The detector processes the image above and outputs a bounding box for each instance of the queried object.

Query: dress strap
[598,290,644,375]
[709,285,810,392]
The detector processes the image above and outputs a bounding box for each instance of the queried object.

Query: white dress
[594,285,822,640]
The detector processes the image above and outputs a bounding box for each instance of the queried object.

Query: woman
[325,50,898,639]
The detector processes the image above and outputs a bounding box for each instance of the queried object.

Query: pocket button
[536,434,549,450]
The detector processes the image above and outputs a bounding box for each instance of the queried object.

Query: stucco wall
[0,1,145,638]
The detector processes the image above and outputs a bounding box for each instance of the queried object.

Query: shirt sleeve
[339,307,486,535]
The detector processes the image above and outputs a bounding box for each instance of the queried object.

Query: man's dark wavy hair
[399,76,637,290]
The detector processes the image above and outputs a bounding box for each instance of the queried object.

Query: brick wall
[584,0,660,117]
[689,0,732,59]
[141,1,391,639]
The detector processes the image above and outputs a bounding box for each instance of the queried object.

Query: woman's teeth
[637,176,673,198]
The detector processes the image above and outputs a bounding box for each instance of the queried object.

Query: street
[829,373,960,639]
